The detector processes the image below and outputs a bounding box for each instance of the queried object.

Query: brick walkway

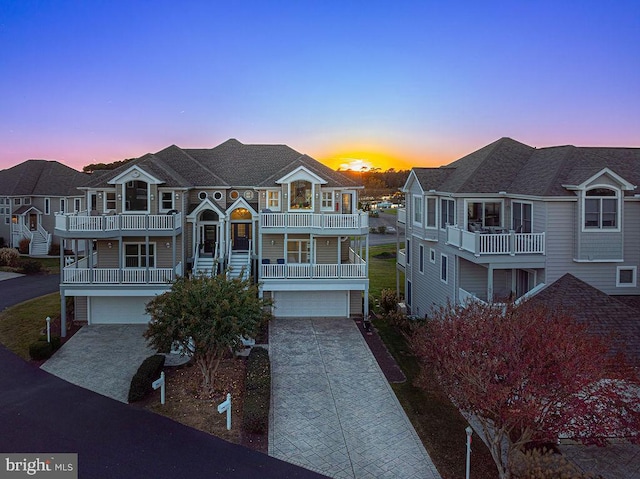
[269,318,441,479]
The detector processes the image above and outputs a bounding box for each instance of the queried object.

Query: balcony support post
[509,230,516,256]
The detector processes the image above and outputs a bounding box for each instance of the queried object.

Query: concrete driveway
[269,318,441,479]
[41,325,156,402]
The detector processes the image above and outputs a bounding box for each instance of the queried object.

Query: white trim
[107,165,163,185]
[616,266,637,287]
[276,165,327,185]
[429,248,436,264]
[412,195,423,227]
[419,244,424,274]
[581,185,621,232]
[563,167,635,192]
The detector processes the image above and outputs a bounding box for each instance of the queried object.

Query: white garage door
[90,297,152,324]
[273,291,348,318]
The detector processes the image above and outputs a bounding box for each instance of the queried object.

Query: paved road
[269,318,441,479]
[0,344,325,479]
[0,273,59,311]
[0,273,325,479]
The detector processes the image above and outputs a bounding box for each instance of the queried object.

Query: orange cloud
[319,149,414,171]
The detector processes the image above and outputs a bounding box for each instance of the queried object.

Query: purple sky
[1,1,638,172]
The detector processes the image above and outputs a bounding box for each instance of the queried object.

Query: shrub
[376,225,387,234]
[18,238,30,254]
[511,447,604,478]
[18,258,43,274]
[48,243,60,256]
[29,341,54,360]
[0,247,20,267]
[242,347,270,434]
[379,288,398,315]
[128,354,166,403]
[38,335,61,350]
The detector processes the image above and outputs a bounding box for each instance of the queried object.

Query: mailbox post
[152,371,165,405]
[46,316,51,343]
[217,393,232,430]
[465,425,473,479]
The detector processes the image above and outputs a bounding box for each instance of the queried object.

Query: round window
[243,190,254,200]
[229,190,239,200]
[213,191,223,201]
[198,191,208,200]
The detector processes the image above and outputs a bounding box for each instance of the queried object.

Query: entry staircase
[227,250,251,281]
[193,255,218,276]
[29,229,50,256]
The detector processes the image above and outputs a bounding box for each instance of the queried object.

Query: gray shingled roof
[528,274,640,366]
[0,160,88,196]
[413,138,640,197]
[83,139,359,189]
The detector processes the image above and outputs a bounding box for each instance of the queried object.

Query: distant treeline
[339,169,410,193]
[83,158,135,173]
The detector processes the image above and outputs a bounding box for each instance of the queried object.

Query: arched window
[584,187,618,229]
[125,180,148,212]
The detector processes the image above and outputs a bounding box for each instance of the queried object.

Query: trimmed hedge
[242,347,271,434]
[28,335,61,360]
[128,354,166,403]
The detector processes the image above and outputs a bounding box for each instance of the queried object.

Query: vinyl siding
[74,296,88,322]
[459,259,488,302]
[349,291,362,316]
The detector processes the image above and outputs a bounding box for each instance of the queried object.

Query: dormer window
[584,187,618,230]
[290,180,312,210]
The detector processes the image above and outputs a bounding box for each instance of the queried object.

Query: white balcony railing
[446,225,545,256]
[55,212,182,232]
[63,263,181,284]
[397,248,406,267]
[261,249,366,279]
[260,212,368,230]
[261,262,366,279]
[397,208,406,224]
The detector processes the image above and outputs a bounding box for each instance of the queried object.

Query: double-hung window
[160,192,174,211]
[267,190,280,210]
[584,188,618,230]
[425,197,436,228]
[413,196,423,226]
[440,198,455,229]
[125,243,155,268]
[321,191,333,211]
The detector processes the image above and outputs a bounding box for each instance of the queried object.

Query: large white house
[55,139,369,332]
[398,137,640,317]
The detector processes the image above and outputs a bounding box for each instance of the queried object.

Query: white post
[46,316,51,343]
[465,425,473,479]
[152,371,165,405]
[217,393,232,430]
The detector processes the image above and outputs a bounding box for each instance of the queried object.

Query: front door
[199,225,217,254]
[29,213,38,231]
[232,223,251,250]
[342,193,353,214]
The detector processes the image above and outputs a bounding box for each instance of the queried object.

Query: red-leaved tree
[408,300,640,479]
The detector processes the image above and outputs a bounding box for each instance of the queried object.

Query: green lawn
[368,243,404,300]
[0,293,61,360]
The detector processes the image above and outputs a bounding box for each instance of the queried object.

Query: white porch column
[487,265,494,304]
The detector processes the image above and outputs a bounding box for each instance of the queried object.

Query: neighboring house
[0,160,88,254]
[397,137,640,317]
[55,139,369,331]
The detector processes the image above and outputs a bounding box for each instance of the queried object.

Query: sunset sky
[1,1,638,172]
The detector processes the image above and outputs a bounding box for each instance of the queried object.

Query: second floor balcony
[55,211,182,238]
[260,211,368,234]
[446,225,545,256]
[260,249,366,280]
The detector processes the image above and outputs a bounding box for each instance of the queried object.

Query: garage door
[273,291,348,318]
[90,297,152,324]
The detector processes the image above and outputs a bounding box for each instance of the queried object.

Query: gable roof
[0,160,89,196]
[83,140,359,190]
[528,274,640,366]
[411,138,640,197]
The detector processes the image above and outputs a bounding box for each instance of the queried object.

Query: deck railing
[63,262,181,284]
[260,211,368,230]
[446,226,545,256]
[55,212,182,232]
[261,249,366,279]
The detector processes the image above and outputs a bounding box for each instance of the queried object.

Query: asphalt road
[0,273,60,311]
[0,274,326,479]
